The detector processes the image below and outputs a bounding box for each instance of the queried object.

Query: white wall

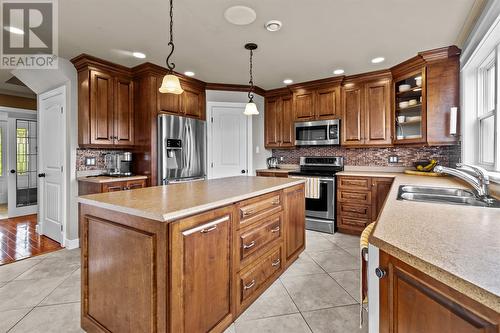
[205,90,271,174]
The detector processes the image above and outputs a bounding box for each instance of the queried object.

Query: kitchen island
[78,176,305,333]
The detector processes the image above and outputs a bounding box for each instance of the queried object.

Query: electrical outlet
[85,157,96,166]
[388,155,399,164]
[279,156,284,162]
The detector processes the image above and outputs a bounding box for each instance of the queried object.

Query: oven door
[305,177,335,220]
[295,120,340,146]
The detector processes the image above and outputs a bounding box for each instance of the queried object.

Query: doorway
[207,102,252,179]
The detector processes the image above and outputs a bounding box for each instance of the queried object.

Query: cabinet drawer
[338,190,371,204]
[338,176,371,190]
[239,246,282,303]
[338,216,370,229]
[339,203,371,219]
[239,214,282,264]
[126,179,146,190]
[238,191,282,228]
[102,181,126,192]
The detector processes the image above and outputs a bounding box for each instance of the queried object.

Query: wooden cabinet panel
[170,206,233,333]
[365,79,392,145]
[126,179,146,190]
[182,83,205,119]
[90,70,114,145]
[265,97,280,148]
[284,185,305,262]
[102,181,127,192]
[338,176,371,191]
[338,190,371,204]
[339,203,371,219]
[238,192,282,228]
[294,90,315,120]
[379,251,500,333]
[316,86,340,119]
[342,85,364,145]
[239,213,281,265]
[157,76,181,114]
[371,177,393,221]
[114,76,134,146]
[281,96,294,146]
[264,95,294,149]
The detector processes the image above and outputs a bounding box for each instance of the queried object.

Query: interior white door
[210,106,248,179]
[38,87,66,243]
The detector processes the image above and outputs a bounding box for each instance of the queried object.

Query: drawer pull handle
[243,241,256,249]
[271,199,280,205]
[243,209,254,217]
[200,225,217,233]
[271,259,281,267]
[271,226,280,233]
[243,280,256,290]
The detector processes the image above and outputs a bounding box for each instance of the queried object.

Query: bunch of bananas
[416,159,438,172]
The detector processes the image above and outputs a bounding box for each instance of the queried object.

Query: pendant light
[159,0,183,94]
[243,43,259,116]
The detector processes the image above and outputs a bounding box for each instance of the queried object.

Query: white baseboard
[64,238,80,249]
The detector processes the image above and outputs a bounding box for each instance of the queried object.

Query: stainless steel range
[289,156,344,234]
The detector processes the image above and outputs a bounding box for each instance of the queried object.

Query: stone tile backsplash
[272,144,461,168]
[76,148,122,171]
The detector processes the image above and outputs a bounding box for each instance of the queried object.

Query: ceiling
[0,0,481,95]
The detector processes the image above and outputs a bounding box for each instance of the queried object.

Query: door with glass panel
[8,119,38,217]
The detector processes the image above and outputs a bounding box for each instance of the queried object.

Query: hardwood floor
[0,215,62,265]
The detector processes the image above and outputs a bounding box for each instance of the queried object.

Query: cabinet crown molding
[71,53,132,76]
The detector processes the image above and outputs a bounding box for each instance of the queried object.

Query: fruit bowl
[414,160,438,172]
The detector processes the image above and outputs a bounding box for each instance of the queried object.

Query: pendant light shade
[244,101,259,115]
[159,74,183,94]
[159,0,183,94]
[244,43,259,116]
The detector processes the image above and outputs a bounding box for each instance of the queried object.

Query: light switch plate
[85,157,96,166]
[388,155,399,164]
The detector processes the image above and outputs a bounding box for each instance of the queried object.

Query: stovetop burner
[289,156,344,177]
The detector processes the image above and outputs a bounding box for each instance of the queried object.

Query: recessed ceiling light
[371,57,385,64]
[224,6,257,25]
[283,79,293,84]
[4,26,24,35]
[333,69,345,75]
[132,52,146,59]
[265,20,282,32]
[184,71,195,77]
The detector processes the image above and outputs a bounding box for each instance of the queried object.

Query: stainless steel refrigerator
[158,114,206,185]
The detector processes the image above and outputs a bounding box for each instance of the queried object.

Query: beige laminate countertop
[77,175,148,184]
[256,168,298,174]
[78,176,304,223]
[338,170,500,312]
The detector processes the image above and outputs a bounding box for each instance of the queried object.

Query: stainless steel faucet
[434,163,490,198]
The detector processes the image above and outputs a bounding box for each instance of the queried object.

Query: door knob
[38,173,46,178]
[241,169,246,174]
[375,267,387,279]
[10,169,15,174]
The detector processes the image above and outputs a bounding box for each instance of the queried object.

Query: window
[16,127,28,175]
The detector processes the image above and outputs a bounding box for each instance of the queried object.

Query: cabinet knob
[375,267,387,279]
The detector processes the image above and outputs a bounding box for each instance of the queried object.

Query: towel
[360,222,375,327]
[290,176,320,199]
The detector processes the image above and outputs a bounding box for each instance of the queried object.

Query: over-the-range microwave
[294,119,340,146]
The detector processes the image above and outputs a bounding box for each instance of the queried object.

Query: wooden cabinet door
[265,97,281,148]
[284,185,305,261]
[316,86,340,120]
[280,96,294,147]
[371,177,393,221]
[157,76,181,114]
[365,79,392,146]
[102,181,126,192]
[126,179,146,190]
[170,206,233,333]
[342,85,364,146]
[114,76,134,146]
[90,70,114,145]
[294,90,315,121]
[182,84,204,119]
[379,251,500,333]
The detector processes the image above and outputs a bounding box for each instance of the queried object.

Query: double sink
[397,185,500,208]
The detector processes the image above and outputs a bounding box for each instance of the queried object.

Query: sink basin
[397,185,500,208]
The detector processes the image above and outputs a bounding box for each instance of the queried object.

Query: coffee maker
[105,152,133,176]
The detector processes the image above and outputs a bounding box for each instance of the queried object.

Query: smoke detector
[265,20,282,32]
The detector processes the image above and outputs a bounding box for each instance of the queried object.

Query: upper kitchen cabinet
[291,78,342,122]
[156,76,206,120]
[72,55,134,147]
[341,71,392,147]
[391,46,460,146]
[265,88,294,149]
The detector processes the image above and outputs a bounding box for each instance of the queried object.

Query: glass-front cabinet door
[393,68,427,144]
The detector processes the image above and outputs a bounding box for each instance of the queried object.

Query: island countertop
[337,171,500,312]
[78,176,305,223]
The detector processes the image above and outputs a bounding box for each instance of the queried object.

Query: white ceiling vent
[265,20,282,32]
[224,6,257,26]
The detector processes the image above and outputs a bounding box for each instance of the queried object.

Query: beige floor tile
[223,323,236,333]
[0,259,42,283]
[343,247,361,260]
[307,249,358,273]
[0,277,64,312]
[323,233,360,249]
[40,268,81,305]
[329,270,361,302]
[237,280,298,322]
[281,253,325,278]
[305,236,339,253]
[0,308,32,332]
[281,274,357,312]
[302,305,368,333]
[15,258,79,281]
[9,302,84,333]
[235,313,311,333]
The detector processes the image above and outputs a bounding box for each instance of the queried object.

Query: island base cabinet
[284,184,305,263]
[379,251,500,333]
[170,206,234,333]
